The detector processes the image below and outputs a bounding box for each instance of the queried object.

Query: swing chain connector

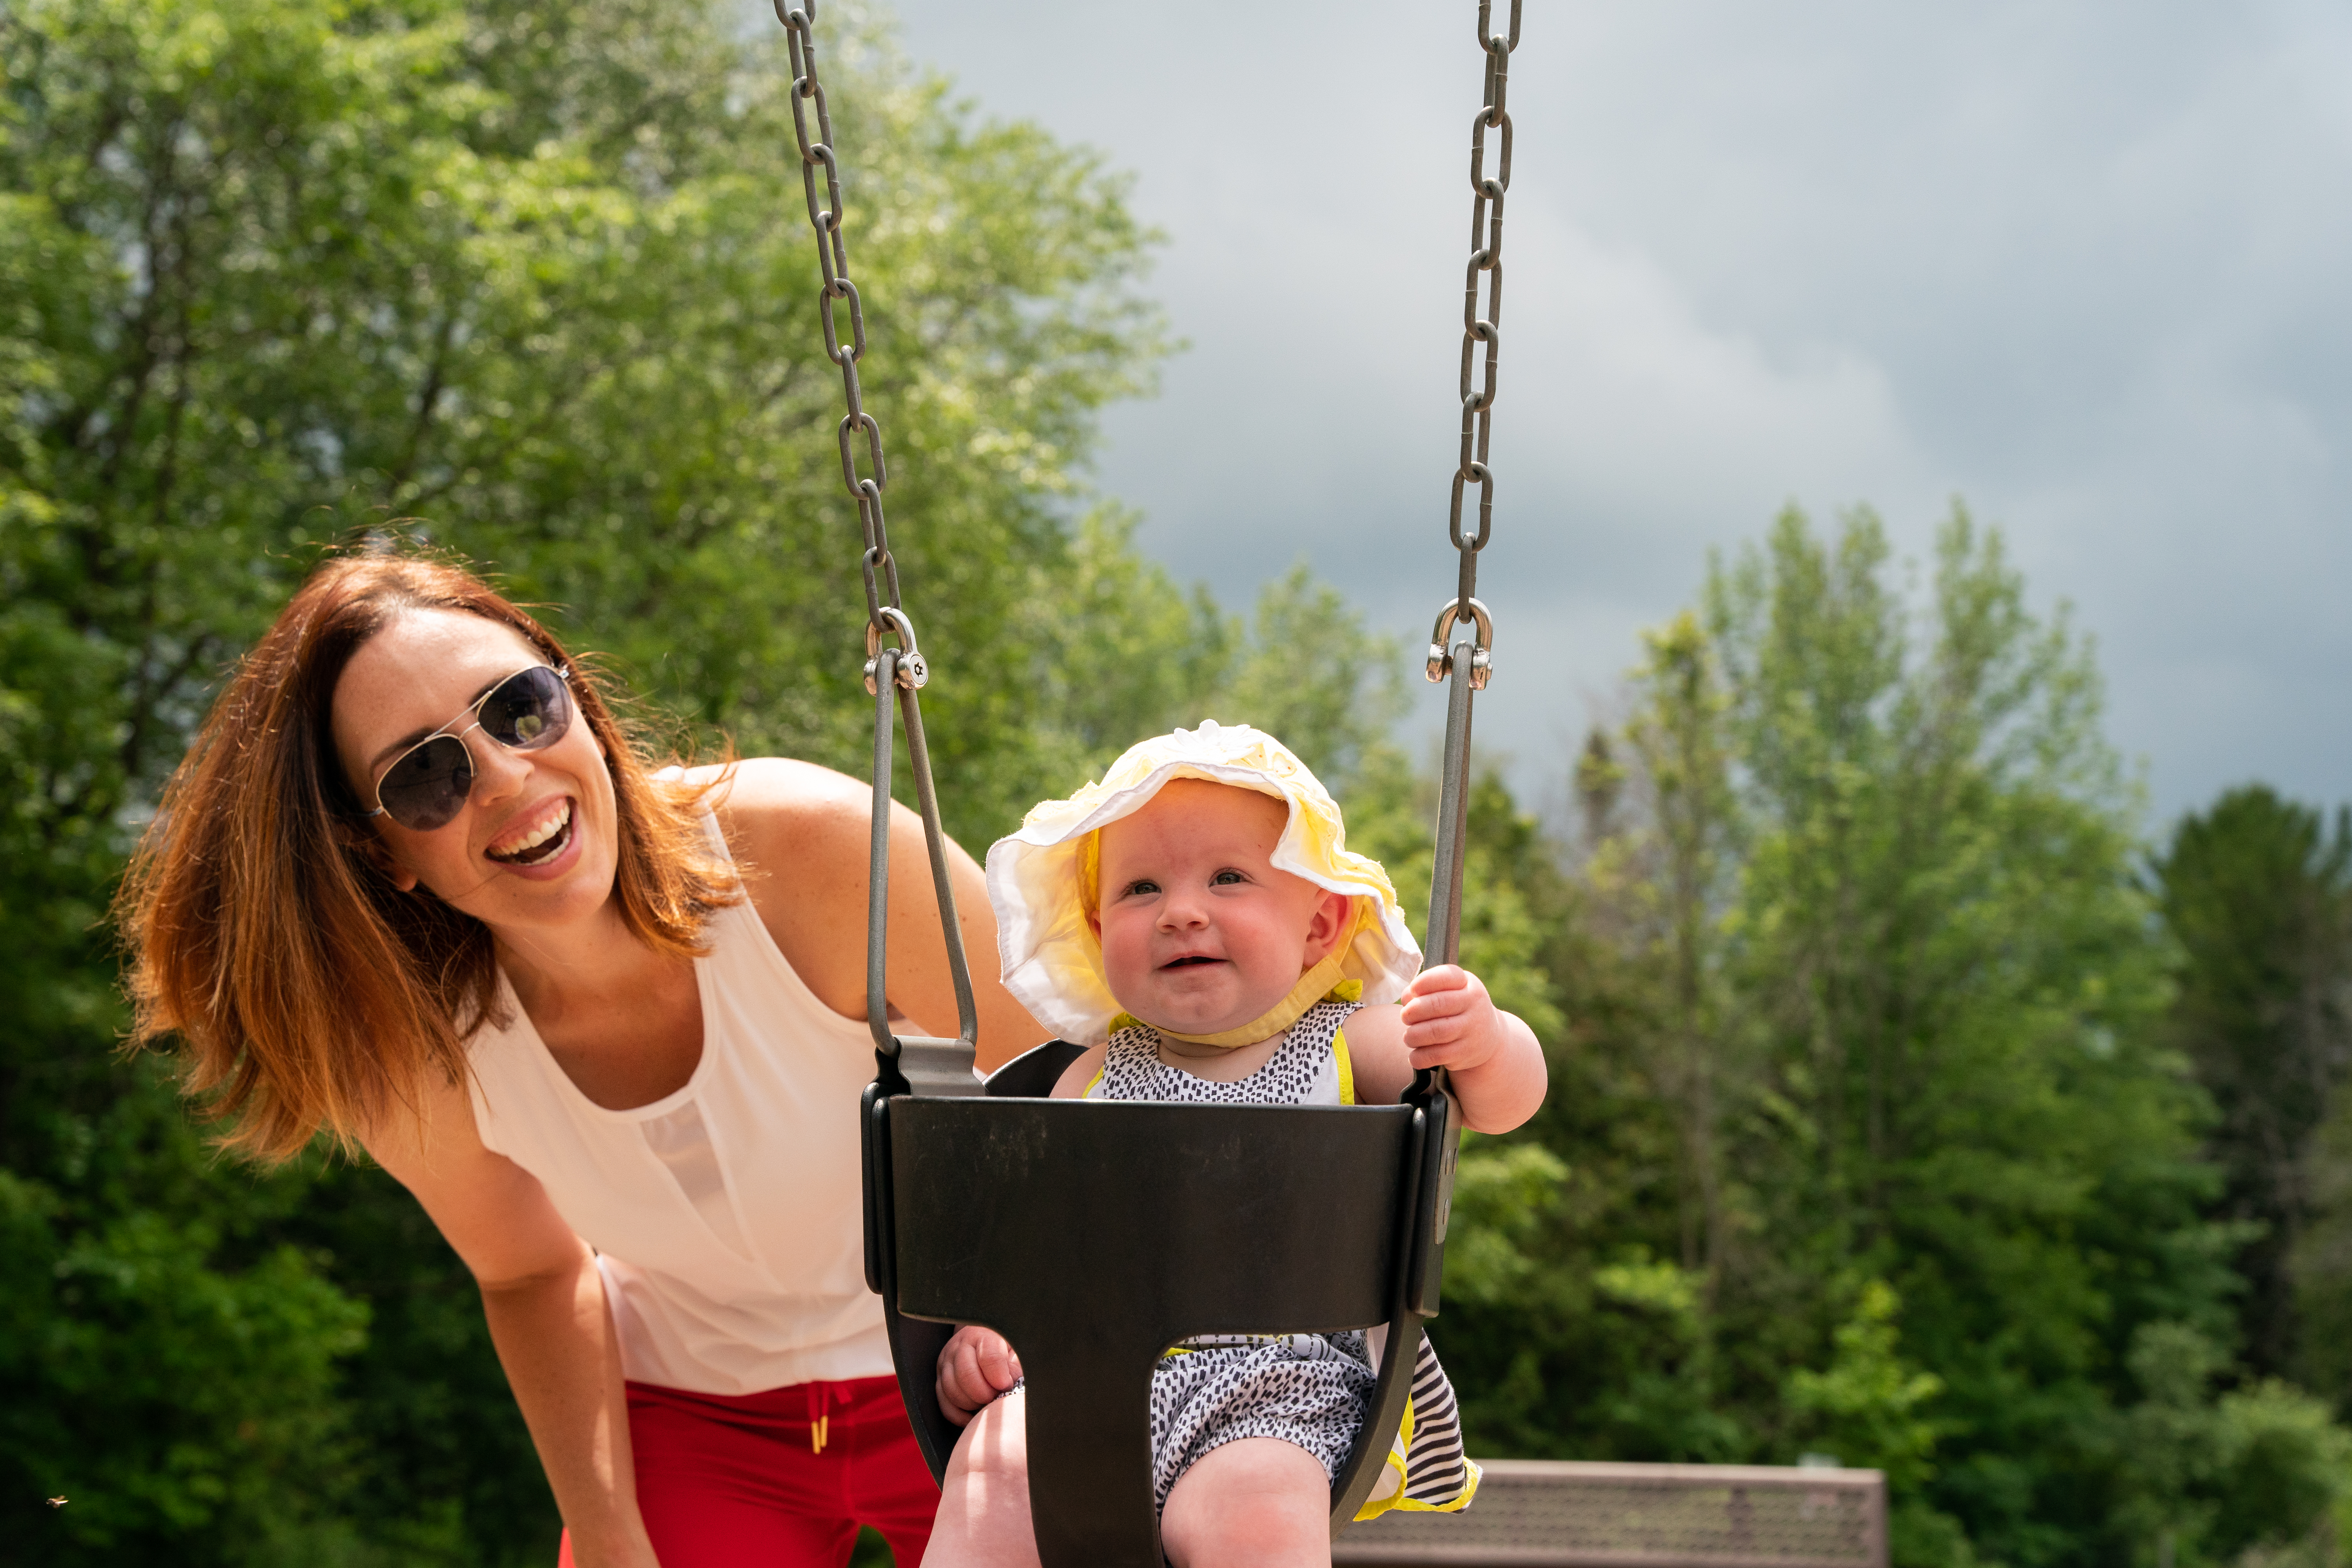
[864,608,930,694]
[1425,597,1494,690]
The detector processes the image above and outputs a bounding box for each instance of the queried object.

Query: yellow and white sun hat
[985,720,1423,1046]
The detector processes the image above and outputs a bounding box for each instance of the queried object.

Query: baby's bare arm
[1048,1043,1106,1098]
[1346,967,1547,1133]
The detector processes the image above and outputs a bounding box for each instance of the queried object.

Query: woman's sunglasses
[363,664,575,832]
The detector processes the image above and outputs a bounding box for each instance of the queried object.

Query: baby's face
[1090,779,1352,1038]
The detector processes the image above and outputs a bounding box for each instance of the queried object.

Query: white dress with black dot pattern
[1086,1001,1477,1518]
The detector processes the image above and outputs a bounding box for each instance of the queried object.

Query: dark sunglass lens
[379,736,474,831]
[481,667,571,750]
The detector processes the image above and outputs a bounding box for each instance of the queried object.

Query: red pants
[557,1375,939,1566]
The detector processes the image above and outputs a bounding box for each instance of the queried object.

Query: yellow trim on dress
[1350,1393,1483,1521]
[1349,1385,1414,1521]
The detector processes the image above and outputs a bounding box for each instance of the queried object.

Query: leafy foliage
[1425,506,2341,1568]
[0,0,1181,1557]
[7,0,2352,1563]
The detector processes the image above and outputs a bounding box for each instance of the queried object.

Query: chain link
[1427,0,1520,692]
[775,0,924,692]
[772,0,978,1063]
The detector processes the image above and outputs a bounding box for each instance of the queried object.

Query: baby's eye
[1210,869,1247,887]
[1122,878,1160,898]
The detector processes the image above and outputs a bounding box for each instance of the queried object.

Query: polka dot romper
[1087,1000,1478,1519]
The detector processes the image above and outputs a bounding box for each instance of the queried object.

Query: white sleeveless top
[465,815,889,1394]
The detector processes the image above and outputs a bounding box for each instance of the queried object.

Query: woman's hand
[937,1325,1023,1426]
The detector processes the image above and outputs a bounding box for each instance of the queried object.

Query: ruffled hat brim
[985,722,1423,1046]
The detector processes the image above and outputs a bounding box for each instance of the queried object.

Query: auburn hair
[117,552,742,1162]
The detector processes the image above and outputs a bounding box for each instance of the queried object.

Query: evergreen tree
[2154,786,2352,1380]
[1435,506,2305,1568]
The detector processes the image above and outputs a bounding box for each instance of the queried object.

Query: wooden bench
[1332,1461,1889,1568]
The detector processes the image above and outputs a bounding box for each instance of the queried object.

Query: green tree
[2154,786,2352,1380]
[1782,1280,1944,1490]
[1597,611,1740,1295]
[2113,1320,2352,1568]
[1432,505,2279,1568]
[0,0,1173,1557]
[2293,1096,2352,1421]
[1023,529,1406,805]
[1699,506,2240,1566]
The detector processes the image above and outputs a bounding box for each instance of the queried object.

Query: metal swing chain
[1423,0,1519,971]
[774,0,979,1069]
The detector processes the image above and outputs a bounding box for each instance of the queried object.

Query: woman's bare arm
[708,758,1050,1072]
[360,1079,657,1568]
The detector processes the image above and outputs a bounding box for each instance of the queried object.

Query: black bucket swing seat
[862,1027,1463,1567]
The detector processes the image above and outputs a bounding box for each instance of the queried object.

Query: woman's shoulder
[688,758,868,863]
[687,760,873,1005]
[679,755,863,809]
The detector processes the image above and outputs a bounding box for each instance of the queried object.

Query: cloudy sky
[872,0,2350,829]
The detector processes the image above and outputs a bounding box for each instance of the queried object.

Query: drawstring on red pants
[807,1380,849,1454]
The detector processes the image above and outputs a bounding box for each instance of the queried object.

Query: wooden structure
[1332,1461,1888,1568]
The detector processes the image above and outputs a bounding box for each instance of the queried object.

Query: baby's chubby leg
[922,1327,1037,1568]
[1158,1437,1334,1568]
[927,1328,1334,1568]
[924,1387,1038,1568]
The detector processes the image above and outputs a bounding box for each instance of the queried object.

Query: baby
[923,722,1547,1568]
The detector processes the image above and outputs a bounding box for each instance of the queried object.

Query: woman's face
[331,608,620,939]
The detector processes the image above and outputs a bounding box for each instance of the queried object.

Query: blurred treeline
[3,1,2348,1566]
[1427,519,2352,1568]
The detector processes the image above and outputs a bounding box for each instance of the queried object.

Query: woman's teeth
[491,801,572,864]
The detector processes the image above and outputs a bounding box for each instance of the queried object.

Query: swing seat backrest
[862,1038,1455,1568]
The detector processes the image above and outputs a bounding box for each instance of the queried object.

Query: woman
[119,552,1045,1567]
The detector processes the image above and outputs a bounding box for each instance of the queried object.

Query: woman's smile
[333,608,619,919]
[487,796,575,866]
[481,795,586,882]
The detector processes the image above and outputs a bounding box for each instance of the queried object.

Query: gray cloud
[871,0,2352,826]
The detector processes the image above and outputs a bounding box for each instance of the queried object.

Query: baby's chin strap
[1139,954,1364,1050]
